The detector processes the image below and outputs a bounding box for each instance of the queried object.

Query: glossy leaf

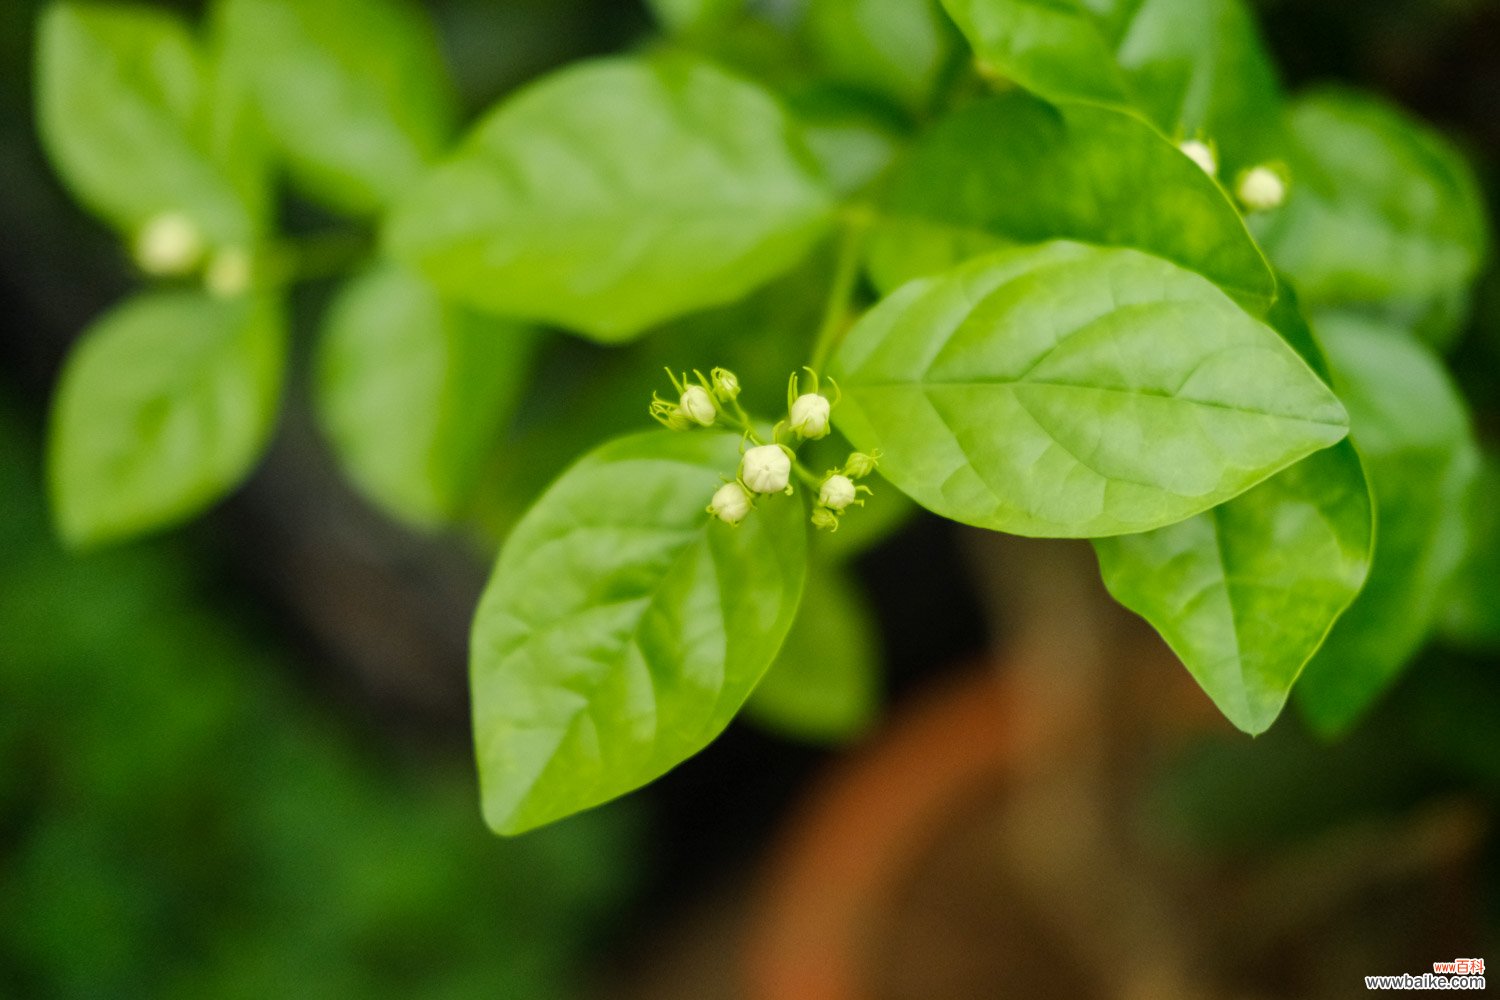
[746,562,879,742]
[48,291,285,547]
[1096,441,1372,734]
[940,0,1281,168]
[316,264,535,528]
[1295,315,1479,735]
[831,242,1349,537]
[387,53,835,341]
[1254,90,1490,348]
[471,431,808,834]
[804,0,959,113]
[864,93,1275,309]
[36,2,258,243]
[213,0,456,215]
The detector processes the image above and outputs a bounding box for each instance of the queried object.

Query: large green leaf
[212,0,456,215]
[36,2,259,243]
[48,291,285,547]
[1295,315,1479,735]
[1095,441,1371,734]
[803,0,959,113]
[1254,90,1490,348]
[746,560,880,743]
[831,242,1348,537]
[864,92,1274,307]
[387,53,835,341]
[940,0,1281,168]
[316,264,535,529]
[471,431,808,834]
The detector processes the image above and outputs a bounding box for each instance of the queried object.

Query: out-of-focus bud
[679,384,717,426]
[1236,165,1287,212]
[134,211,204,276]
[707,482,752,525]
[811,506,841,532]
[205,247,252,298]
[741,444,792,494]
[1178,139,1218,177]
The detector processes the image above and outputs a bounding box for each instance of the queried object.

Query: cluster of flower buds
[132,210,253,298]
[652,366,876,532]
[810,452,878,532]
[1174,138,1289,213]
[649,367,740,431]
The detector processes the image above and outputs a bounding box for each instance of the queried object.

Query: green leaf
[316,264,535,529]
[647,0,741,33]
[940,0,1281,168]
[1254,90,1490,348]
[831,241,1349,537]
[213,0,456,215]
[471,431,808,834]
[1095,440,1372,734]
[386,53,835,341]
[803,0,959,113]
[36,2,259,243]
[1441,457,1500,649]
[1295,315,1480,735]
[746,561,879,743]
[864,93,1275,309]
[48,291,285,548]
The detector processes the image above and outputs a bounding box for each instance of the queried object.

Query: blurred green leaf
[790,86,905,198]
[803,0,959,114]
[647,0,742,33]
[36,1,261,244]
[47,291,285,548]
[1441,457,1500,648]
[832,241,1347,537]
[1296,314,1480,735]
[940,0,1282,168]
[471,431,807,834]
[1255,90,1490,349]
[213,0,456,216]
[315,263,535,529]
[1096,441,1372,734]
[863,92,1275,310]
[747,560,879,742]
[386,53,836,341]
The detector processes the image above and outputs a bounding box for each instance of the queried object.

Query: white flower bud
[819,474,858,512]
[707,482,752,525]
[1236,166,1287,212]
[741,444,792,494]
[1178,139,1218,177]
[134,211,203,276]
[789,393,831,439]
[679,384,716,426]
[205,247,252,298]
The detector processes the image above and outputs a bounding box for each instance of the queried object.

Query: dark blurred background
[2,1,1498,998]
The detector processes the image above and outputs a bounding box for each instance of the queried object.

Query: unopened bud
[789,393,831,439]
[710,367,740,402]
[679,384,716,426]
[741,444,792,494]
[1178,139,1217,177]
[1236,166,1287,212]
[205,247,252,298]
[134,211,203,276]
[843,451,879,479]
[811,507,841,532]
[707,482,752,525]
[819,474,857,512]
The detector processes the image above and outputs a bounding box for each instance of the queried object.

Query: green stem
[792,459,823,490]
[808,206,873,373]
